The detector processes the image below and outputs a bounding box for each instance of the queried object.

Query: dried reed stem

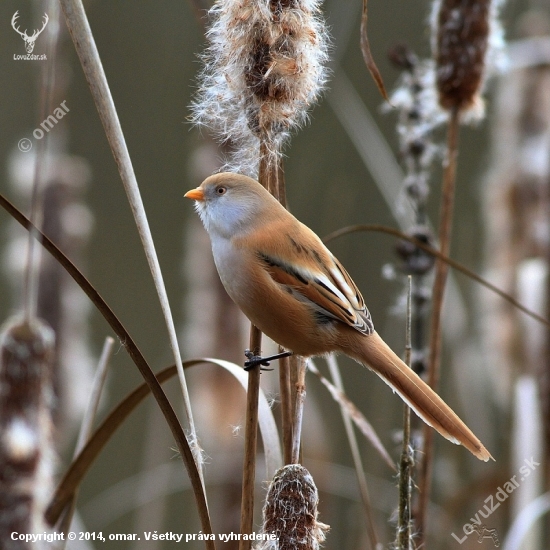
[58,0,200,472]
[416,106,460,541]
[240,326,263,550]
[326,355,380,550]
[239,149,274,548]
[22,2,61,323]
[290,357,307,464]
[58,336,115,540]
[396,276,414,550]
[279,352,293,465]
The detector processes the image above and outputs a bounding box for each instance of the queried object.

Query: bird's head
[185,172,276,238]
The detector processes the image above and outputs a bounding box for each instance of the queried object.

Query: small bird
[185,172,492,461]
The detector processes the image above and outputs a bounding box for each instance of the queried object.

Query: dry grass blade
[58,336,115,539]
[322,355,383,550]
[360,0,390,102]
[46,358,282,528]
[46,364,178,526]
[205,358,282,477]
[0,194,213,545]
[308,360,395,471]
[323,223,550,329]
[58,0,198,468]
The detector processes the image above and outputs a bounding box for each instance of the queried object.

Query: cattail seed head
[192,0,329,175]
[255,464,329,550]
[432,0,505,114]
[0,316,55,545]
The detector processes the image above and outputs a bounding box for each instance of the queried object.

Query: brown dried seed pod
[434,0,491,111]
[256,464,329,550]
[0,316,55,544]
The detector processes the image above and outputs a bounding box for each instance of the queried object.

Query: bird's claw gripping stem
[244,349,293,371]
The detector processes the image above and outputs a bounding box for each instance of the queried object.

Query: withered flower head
[255,464,329,550]
[192,0,329,175]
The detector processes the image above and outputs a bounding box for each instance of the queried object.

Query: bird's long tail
[344,331,493,461]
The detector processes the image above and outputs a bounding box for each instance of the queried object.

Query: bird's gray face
[185,181,258,239]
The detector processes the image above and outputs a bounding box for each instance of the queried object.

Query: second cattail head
[432,0,505,114]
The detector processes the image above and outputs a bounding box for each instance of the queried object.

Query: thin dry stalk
[290,358,307,465]
[279,352,293,465]
[58,336,115,539]
[416,106,460,541]
[323,223,550,330]
[22,1,60,323]
[239,147,280,547]
[395,276,414,550]
[58,0,200,471]
[239,325,263,550]
[325,355,381,550]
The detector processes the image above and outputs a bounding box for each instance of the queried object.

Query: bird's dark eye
[216,186,227,195]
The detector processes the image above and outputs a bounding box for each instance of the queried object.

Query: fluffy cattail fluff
[192,0,329,175]
[255,464,329,550]
[431,0,506,115]
[0,316,55,548]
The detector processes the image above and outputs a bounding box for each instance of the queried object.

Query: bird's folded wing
[256,248,374,335]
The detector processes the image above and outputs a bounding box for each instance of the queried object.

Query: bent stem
[0,195,213,546]
[416,107,460,541]
[58,0,200,472]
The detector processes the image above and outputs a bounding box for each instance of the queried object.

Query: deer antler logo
[12,11,49,54]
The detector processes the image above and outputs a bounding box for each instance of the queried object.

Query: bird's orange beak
[184,187,205,201]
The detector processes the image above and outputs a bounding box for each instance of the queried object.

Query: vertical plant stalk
[239,150,275,549]
[327,355,380,550]
[58,336,115,539]
[279,351,293,465]
[22,0,60,322]
[416,106,460,540]
[290,357,308,464]
[58,0,200,469]
[396,276,414,550]
[239,326,263,550]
